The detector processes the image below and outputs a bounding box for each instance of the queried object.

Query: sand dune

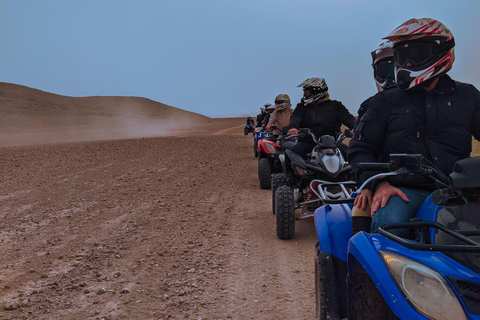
[0,82,241,147]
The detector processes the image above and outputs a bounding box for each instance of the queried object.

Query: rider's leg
[289,141,316,159]
[352,205,371,235]
[370,187,431,238]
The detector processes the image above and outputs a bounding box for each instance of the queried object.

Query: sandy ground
[1,83,479,320]
[0,83,317,319]
[0,119,317,320]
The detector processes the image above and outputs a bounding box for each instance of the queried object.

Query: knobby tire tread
[275,186,295,239]
[258,158,272,190]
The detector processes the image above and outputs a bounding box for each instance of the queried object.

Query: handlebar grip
[357,163,391,172]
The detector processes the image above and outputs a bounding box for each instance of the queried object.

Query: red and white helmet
[383,18,455,90]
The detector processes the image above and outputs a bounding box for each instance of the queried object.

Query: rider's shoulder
[328,99,347,108]
[368,87,407,109]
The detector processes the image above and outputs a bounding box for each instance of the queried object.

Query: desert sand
[0,83,316,320]
[1,83,479,320]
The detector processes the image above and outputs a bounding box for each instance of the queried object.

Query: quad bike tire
[254,140,259,158]
[347,257,399,319]
[315,243,329,320]
[315,242,348,320]
[275,185,295,239]
[258,158,272,190]
[244,128,248,135]
[271,173,287,215]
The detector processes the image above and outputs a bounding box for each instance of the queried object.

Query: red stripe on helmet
[409,24,429,34]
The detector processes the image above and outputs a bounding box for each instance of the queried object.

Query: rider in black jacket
[351,40,397,233]
[347,18,480,238]
[289,77,356,158]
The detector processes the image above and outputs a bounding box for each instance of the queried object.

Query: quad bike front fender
[348,232,480,319]
[314,203,352,261]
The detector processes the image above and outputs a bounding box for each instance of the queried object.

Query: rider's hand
[288,128,299,135]
[354,189,372,211]
[371,183,409,216]
[266,125,271,130]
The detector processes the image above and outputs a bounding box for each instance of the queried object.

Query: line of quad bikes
[244,123,480,320]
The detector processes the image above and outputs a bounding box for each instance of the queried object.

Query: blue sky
[1,0,479,117]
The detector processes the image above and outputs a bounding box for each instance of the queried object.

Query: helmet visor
[394,41,436,69]
[374,58,395,84]
[275,100,286,105]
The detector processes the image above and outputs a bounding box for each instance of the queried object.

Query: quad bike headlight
[379,251,467,320]
[265,143,277,154]
[295,166,308,176]
[321,155,340,174]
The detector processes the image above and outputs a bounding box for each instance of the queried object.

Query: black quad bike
[273,128,355,240]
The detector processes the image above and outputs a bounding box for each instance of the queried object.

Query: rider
[260,103,276,128]
[288,77,356,158]
[347,18,480,238]
[353,41,396,133]
[266,94,294,135]
[255,103,272,128]
[351,41,397,231]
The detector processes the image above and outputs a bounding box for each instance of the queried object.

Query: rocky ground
[0,119,317,320]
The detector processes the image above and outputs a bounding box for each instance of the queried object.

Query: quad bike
[257,126,296,190]
[314,153,480,320]
[273,128,355,239]
[244,118,255,135]
[244,125,254,135]
[253,127,270,158]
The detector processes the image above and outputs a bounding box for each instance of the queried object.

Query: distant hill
[0,82,209,122]
[0,82,211,146]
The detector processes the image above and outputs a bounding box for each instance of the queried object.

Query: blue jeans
[371,187,431,238]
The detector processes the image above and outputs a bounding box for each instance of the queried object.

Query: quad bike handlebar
[292,128,351,145]
[355,154,449,193]
[312,154,450,204]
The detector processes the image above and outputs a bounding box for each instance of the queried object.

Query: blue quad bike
[244,123,255,136]
[313,154,480,320]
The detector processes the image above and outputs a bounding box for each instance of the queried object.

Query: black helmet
[371,41,396,91]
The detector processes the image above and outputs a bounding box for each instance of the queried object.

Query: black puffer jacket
[347,75,480,189]
[289,99,356,140]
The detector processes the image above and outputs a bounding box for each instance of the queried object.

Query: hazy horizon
[2,1,479,117]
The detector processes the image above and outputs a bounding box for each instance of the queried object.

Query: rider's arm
[337,102,356,130]
[347,96,388,185]
[268,111,277,127]
[288,103,306,131]
[471,84,480,141]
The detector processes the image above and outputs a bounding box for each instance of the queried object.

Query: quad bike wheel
[271,173,287,215]
[254,139,259,158]
[315,242,349,320]
[315,243,328,320]
[275,185,295,239]
[244,128,248,135]
[258,158,272,190]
